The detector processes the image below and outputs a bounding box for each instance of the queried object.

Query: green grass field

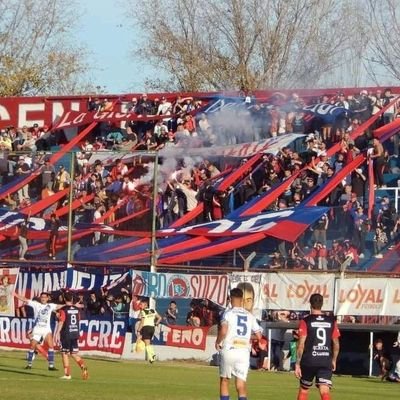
[0,350,398,400]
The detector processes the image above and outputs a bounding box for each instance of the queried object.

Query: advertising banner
[131,271,228,307]
[335,278,388,316]
[262,273,335,311]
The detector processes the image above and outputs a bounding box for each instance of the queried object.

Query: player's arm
[54,310,65,344]
[332,337,340,371]
[215,321,228,351]
[136,314,144,337]
[295,319,307,379]
[154,311,162,326]
[14,293,29,303]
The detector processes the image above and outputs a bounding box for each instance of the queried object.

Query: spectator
[163,300,178,325]
[373,225,388,258]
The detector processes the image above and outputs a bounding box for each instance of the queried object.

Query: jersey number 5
[237,315,248,336]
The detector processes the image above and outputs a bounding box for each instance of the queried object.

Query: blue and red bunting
[74,206,328,263]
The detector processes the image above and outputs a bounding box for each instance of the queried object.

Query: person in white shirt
[215,288,263,400]
[15,292,64,370]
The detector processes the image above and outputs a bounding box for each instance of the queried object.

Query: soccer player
[215,287,263,400]
[295,293,340,400]
[54,291,88,380]
[15,292,62,370]
[136,298,161,363]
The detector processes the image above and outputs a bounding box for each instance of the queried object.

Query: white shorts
[219,349,250,381]
[30,327,52,343]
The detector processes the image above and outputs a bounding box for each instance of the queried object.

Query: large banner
[0,316,127,355]
[335,278,400,316]
[131,271,228,307]
[262,273,335,311]
[230,272,335,317]
[129,318,210,350]
[0,268,19,316]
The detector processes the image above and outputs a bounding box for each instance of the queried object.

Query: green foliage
[0,350,399,400]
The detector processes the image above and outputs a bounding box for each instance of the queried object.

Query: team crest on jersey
[167,275,190,297]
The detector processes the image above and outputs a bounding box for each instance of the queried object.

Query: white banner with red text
[335,278,400,316]
[230,272,335,315]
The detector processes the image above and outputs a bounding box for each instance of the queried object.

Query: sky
[79,0,153,94]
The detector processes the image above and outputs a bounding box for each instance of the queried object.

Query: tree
[364,0,400,84]
[0,0,91,96]
[125,0,366,91]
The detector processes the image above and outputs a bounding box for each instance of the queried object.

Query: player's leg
[219,350,232,400]
[297,366,315,400]
[316,368,333,400]
[60,352,71,380]
[318,385,331,400]
[26,338,40,368]
[44,332,56,370]
[220,377,230,400]
[71,339,88,380]
[142,327,156,363]
[233,352,250,400]
[234,377,247,400]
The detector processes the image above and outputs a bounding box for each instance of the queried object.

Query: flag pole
[67,151,75,263]
[150,151,159,309]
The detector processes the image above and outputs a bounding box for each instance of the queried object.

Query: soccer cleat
[25,365,32,370]
[149,355,156,364]
[60,375,71,380]
[48,366,58,371]
[81,367,89,380]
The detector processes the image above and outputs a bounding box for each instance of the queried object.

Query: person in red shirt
[295,293,340,400]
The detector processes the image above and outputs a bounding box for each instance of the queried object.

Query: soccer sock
[27,350,34,365]
[48,349,55,366]
[220,396,229,400]
[320,394,331,400]
[64,366,71,376]
[36,344,48,359]
[238,397,247,400]
[297,390,308,400]
[145,345,155,361]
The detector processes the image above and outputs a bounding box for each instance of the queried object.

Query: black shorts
[60,337,79,354]
[300,365,333,389]
[140,326,155,340]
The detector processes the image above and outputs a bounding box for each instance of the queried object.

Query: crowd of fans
[0,89,399,268]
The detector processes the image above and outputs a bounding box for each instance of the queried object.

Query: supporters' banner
[130,319,210,350]
[131,271,228,307]
[0,268,19,316]
[0,316,127,355]
[262,273,335,311]
[67,269,128,291]
[161,207,329,240]
[0,317,34,348]
[166,325,210,350]
[53,110,178,130]
[78,316,127,355]
[335,278,389,316]
[230,273,264,319]
[15,268,67,300]
[303,103,347,124]
[162,133,305,158]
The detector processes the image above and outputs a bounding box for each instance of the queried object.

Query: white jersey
[28,300,57,331]
[220,306,262,351]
